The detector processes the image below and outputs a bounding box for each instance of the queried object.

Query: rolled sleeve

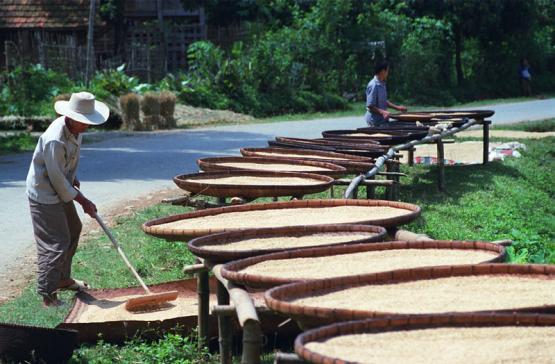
[43,141,78,202]
[366,84,378,108]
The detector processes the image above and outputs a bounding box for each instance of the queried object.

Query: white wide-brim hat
[54,91,110,125]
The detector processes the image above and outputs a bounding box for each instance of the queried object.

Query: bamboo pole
[436,139,445,191]
[213,265,261,364]
[482,119,491,164]
[85,0,96,85]
[197,268,210,347]
[217,281,232,364]
[274,352,305,363]
[391,228,433,241]
[344,117,479,198]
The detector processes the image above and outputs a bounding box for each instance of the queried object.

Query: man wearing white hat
[26,92,109,307]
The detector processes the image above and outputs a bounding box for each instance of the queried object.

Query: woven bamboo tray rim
[197,156,347,178]
[173,170,334,198]
[240,147,373,162]
[222,240,506,289]
[142,199,421,240]
[275,137,385,149]
[264,263,555,324]
[268,141,387,158]
[295,313,555,364]
[322,129,428,140]
[239,147,375,172]
[188,224,387,264]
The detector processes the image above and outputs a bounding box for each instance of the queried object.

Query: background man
[26,92,109,307]
[365,62,407,126]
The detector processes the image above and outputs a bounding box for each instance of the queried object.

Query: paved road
[1,98,554,276]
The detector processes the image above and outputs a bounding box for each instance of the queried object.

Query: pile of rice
[305,326,555,364]
[204,232,378,252]
[293,275,555,313]
[158,206,412,231]
[239,249,497,280]
[187,176,325,186]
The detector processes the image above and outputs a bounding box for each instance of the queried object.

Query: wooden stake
[197,269,209,348]
[436,139,445,191]
[217,281,232,364]
[482,119,491,164]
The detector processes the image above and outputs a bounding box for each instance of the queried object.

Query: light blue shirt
[364,76,388,126]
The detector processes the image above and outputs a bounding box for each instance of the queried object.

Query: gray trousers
[29,198,82,297]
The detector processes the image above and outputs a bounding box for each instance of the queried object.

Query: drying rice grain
[344,133,391,137]
[253,151,351,161]
[217,162,332,172]
[187,176,325,186]
[240,249,497,279]
[76,294,198,323]
[293,275,555,313]
[305,326,555,364]
[159,206,411,231]
[204,232,377,252]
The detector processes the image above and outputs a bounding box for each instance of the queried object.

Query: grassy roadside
[0,123,553,362]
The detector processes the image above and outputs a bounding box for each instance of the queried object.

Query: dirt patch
[0,187,180,305]
[400,141,502,164]
[174,104,254,127]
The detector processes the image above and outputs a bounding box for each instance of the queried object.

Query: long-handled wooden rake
[95,214,178,311]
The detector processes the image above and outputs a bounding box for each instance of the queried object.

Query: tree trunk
[454,26,463,86]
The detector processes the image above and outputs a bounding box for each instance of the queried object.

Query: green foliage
[0,64,72,116]
[87,65,140,100]
[72,332,214,364]
[0,132,38,154]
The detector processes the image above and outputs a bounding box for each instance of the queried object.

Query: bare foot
[42,293,64,308]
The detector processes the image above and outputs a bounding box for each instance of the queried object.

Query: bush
[120,93,141,130]
[88,64,140,100]
[0,64,72,116]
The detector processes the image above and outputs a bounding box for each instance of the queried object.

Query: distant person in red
[518,58,532,96]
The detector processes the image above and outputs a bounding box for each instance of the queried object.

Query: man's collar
[374,75,385,85]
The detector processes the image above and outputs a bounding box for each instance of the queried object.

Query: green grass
[494,118,555,132]
[1,136,553,362]
[0,132,37,154]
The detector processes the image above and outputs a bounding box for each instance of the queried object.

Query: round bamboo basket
[142,199,421,240]
[322,129,428,144]
[240,147,374,173]
[265,263,555,329]
[221,240,506,289]
[391,109,494,122]
[187,224,387,264]
[295,313,555,364]
[389,113,434,122]
[268,140,386,158]
[173,171,334,198]
[197,156,347,178]
[357,123,429,132]
[425,109,495,119]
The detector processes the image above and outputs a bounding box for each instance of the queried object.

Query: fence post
[85,0,96,85]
